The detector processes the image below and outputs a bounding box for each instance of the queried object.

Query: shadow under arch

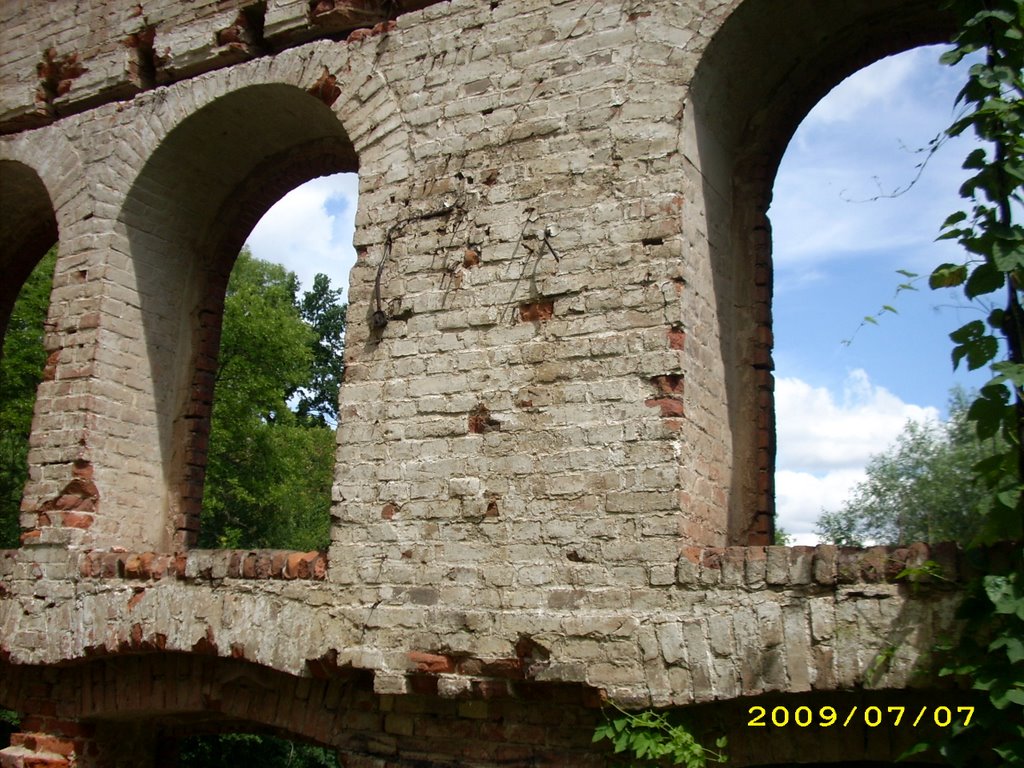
[0,654,962,765]
[0,653,608,766]
[119,83,358,551]
[0,160,58,348]
[683,0,954,545]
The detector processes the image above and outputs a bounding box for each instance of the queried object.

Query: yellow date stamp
[747,705,975,728]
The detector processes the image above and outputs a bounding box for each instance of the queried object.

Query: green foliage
[0,708,19,748]
[901,2,1024,764]
[894,559,948,584]
[843,269,922,347]
[0,247,57,549]
[296,273,347,426]
[178,732,338,768]
[592,706,726,767]
[901,552,1024,766]
[213,250,315,425]
[773,527,794,546]
[200,249,342,551]
[816,391,993,546]
[932,0,1024,546]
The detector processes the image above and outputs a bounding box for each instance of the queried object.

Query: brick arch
[0,654,609,767]
[684,0,954,546]
[0,655,963,766]
[0,126,89,334]
[121,84,358,550]
[0,655,357,764]
[0,126,119,552]
[0,160,57,348]
[102,40,410,552]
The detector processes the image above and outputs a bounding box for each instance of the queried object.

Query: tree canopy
[0,246,344,553]
[296,273,347,426]
[816,391,992,546]
[0,247,56,549]
[199,248,343,551]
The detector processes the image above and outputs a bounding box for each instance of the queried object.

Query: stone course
[0,0,966,764]
[0,542,964,705]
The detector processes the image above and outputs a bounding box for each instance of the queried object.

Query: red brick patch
[644,397,684,417]
[408,651,456,674]
[307,66,341,106]
[667,326,686,350]
[518,299,554,322]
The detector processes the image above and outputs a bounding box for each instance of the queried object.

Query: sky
[246,44,985,545]
[769,45,986,543]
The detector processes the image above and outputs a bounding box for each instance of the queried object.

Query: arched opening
[0,161,57,345]
[198,173,356,550]
[683,0,954,545]
[770,47,981,544]
[0,161,58,549]
[0,655,608,767]
[120,83,358,551]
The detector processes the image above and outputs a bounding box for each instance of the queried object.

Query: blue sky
[769,45,987,542]
[247,44,984,544]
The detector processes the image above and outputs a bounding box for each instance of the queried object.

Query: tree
[296,273,347,426]
[773,527,794,546]
[816,391,992,546]
[178,732,338,768]
[199,249,341,551]
[0,247,57,549]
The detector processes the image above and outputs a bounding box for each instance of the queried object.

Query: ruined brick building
[0,0,968,765]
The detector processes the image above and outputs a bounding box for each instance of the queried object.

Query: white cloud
[771,45,980,273]
[776,468,865,545]
[807,48,924,126]
[245,173,359,299]
[777,369,938,472]
[774,370,939,542]
[772,142,971,270]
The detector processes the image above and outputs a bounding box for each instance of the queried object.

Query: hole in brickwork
[198,173,357,551]
[125,25,161,90]
[216,2,268,55]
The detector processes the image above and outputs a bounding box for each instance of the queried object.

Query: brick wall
[0,542,967,709]
[4,0,749,557]
[0,644,967,766]
[0,0,967,764]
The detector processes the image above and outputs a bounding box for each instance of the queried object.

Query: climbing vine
[903,0,1024,764]
[592,705,726,767]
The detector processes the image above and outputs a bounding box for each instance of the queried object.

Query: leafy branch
[592,704,727,767]
[842,268,921,347]
[902,1,1024,764]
